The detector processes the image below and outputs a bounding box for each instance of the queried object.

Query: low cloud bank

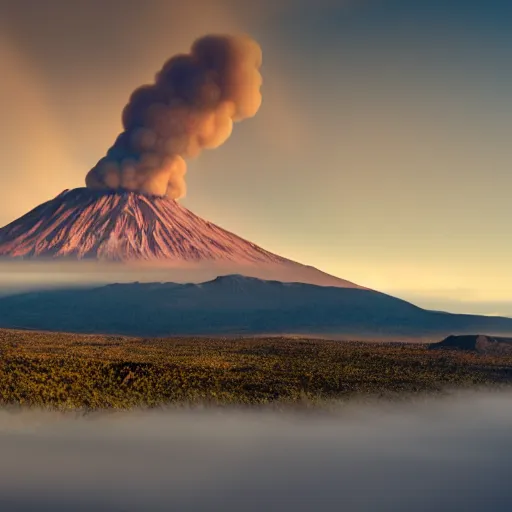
[1,392,512,511]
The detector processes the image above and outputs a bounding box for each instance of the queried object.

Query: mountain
[0,275,511,339]
[431,334,512,354]
[0,188,360,289]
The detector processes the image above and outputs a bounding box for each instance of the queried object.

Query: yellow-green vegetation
[0,329,511,409]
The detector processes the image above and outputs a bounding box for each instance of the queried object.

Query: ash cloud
[85,34,263,199]
[1,392,512,511]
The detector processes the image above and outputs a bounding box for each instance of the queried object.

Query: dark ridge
[0,277,511,339]
[431,334,512,353]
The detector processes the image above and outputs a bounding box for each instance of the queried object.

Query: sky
[0,0,511,315]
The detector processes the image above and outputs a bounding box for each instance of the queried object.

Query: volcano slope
[0,188,360,288]
[0,275,511,339]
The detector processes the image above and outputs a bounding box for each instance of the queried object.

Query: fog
[0,261,225,296]
[1,392,512,511]
[0,261,287,296]
[0,260,352,297]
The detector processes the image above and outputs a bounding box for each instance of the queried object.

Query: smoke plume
[85,34,263,199]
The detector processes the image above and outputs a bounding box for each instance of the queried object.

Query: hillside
[0,188,360,289]
[0,275,511,338]
[431,334,512,354]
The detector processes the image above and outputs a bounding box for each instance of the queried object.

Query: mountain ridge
[0,274,510,339]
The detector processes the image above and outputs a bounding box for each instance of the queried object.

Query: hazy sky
[1,0,511,314]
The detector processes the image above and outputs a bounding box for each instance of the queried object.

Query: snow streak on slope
[0,189,362,289]
[0,189,289,262]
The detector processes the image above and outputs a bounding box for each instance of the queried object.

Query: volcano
[0,188,360,288]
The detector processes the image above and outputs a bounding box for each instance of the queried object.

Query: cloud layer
[0,392,511,511]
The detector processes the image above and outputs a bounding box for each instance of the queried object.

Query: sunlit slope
[0,189,360,289]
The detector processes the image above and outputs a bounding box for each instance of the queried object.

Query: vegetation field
[0,329,512,409]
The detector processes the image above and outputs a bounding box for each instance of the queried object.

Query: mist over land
[1,392,512,511]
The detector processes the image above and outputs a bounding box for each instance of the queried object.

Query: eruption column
[86,34,263,199]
